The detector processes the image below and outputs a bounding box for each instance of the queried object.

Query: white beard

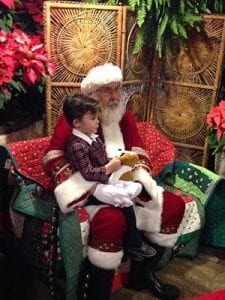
[100,100,126,158]
[100,99,125,126]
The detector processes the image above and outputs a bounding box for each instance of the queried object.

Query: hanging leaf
[133,29,146,53]
[154,0,159,10]
[177,23,187,39]
[170,18,179,35]
[179,0,185,13]
[156,27,163,56]
[85,0,225,57]
[146,0,153,11]
[136,0,147,27]
[183,13,202,27]
[158,11,169,37]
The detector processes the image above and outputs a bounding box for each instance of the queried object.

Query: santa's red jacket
[43,111,185,270]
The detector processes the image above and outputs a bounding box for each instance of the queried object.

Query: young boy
[63,94,156,259]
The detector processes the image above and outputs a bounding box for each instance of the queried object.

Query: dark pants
[121,206,143,248]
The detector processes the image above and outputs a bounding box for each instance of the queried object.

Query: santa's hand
[114,197,134,208]
[93,183,133,207]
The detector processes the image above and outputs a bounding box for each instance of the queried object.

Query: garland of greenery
[87,0,224,57]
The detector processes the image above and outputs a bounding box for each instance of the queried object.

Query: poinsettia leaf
[0,100,6,109]
[206,130,217,145]
[218,135,225,147]
[212,149,218,155]
[0,18,8,31]
[10,79,26,93]
[6,12,13,28]
[24,68,38,85]
[0,89,11,108]
[46,61,56,76]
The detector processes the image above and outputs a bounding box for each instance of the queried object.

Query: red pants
[87,191,185,269]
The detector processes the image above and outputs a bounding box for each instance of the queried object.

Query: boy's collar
[72,128,98,145]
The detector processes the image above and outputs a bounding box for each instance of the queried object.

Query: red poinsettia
[206,100,225,154]
[15,0,43,26]
[0,0,14,9]
[0,28,55,103]
[12,29,55,84]
[0,54,15,85]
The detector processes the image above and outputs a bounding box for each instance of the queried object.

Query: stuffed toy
[109,151,139,184]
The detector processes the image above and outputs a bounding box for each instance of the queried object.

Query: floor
[111,246,225,300]
[2,245,224,300]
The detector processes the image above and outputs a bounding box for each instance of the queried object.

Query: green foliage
[207,0,224,13]
[133,27,149,54]
[0,7,14,31]
[207,128,225,155]
[126,0,212,56]
[86,0,224,56]
[0,91,11,109]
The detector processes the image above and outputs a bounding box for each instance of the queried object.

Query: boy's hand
[105,158,121,174]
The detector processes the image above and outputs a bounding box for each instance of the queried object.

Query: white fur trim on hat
[54,172,96,213]
[88,246,123,270]
[81,63,123,96]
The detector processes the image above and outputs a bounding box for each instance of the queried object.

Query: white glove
[93,183,134,208]
[114,181,142,199]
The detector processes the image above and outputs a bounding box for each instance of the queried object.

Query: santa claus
[43,63,186,299]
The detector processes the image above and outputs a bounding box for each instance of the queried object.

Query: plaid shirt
[66,130,109,183]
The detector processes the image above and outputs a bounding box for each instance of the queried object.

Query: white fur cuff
[133,167,164,202]
[88,247,124,270]
[54,172,96,213]
[135,206,162,233]
[144,232,179,248]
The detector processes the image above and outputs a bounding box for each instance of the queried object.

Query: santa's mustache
[107,99,119,107]
[100,100,126,125]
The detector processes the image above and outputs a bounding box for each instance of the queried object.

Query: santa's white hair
[81,63,123,96]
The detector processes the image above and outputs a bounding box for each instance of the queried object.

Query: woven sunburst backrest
[44,3,225,167]
[44,2,152,135]
[148,15,225,166]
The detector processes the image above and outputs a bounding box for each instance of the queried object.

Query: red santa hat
[81,63,123,96]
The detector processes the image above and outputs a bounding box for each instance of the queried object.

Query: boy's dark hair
[63,94,99,126]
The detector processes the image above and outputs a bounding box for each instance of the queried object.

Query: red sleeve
[43,114,73,183]
[120,110,144,150]
[47,114,72,152]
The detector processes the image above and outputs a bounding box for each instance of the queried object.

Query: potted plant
[0,0,54,133]
[206,100,225,176]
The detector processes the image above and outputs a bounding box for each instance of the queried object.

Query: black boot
[88,264,115,300]
[127,245,180,299]
[144,270,180,299]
